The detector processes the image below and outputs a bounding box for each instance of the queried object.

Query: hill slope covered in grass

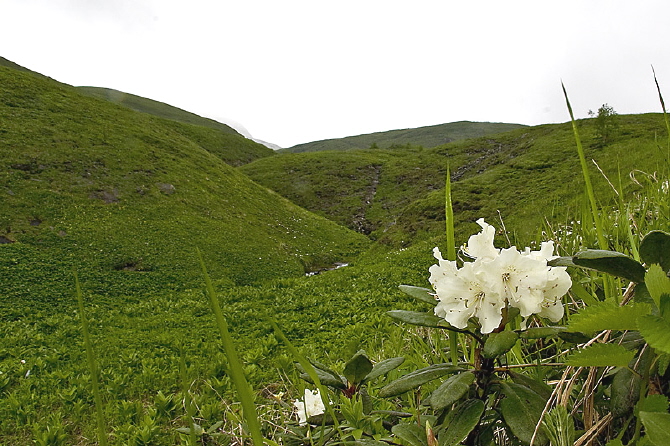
[242,114,670,246]
[0,63,369,300]
[283,121,528,152]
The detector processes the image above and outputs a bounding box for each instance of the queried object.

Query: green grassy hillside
[283,121,528,153]
[77,86,239,135]
[242,114,670,246]
[0,64,369,300]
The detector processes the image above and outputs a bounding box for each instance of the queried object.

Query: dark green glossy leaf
[640,230,670,272]
[611,366,641,418]
[296,362,346,389]
[392,423,426,446]
[572,249,646,283]
[387,310,448,328]
[429,371,475,411]
[362,357,405,383]
[378,364,463,398]
[547,256,576,268]
[343,350,373,385]
[509,371,552,400]
[399,285,438,305]
[482,331,518,358]
[500,382,548,445]
[438,399,485,446]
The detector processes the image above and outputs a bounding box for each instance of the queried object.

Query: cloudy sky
[1,0,668,148]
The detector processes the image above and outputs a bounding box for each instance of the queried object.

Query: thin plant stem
[197,249,265,446]
[652,65,670,169]
[75,272,108,446]
[180,352,197,446]
[445,164,459,366]
[561,82,607,251]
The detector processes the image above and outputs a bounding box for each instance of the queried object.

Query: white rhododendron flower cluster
[429,219,572,334]
[293,389,326,425]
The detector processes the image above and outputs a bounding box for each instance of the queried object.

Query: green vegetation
[282,121,527,153]
[242,113,669,246]
[77,87,240,136]
[0,64,368,295]
[1,56,670,445]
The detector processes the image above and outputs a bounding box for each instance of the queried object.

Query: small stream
[305,262,349,277]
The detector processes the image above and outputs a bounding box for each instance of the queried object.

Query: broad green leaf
[605,440,625,446]
[519,326,566,339]
[399,285,438,305]
[640,230,670,272]
[482,331,519,358]
[343,350,373,385]
[296,363,346,389]
[572,250,646,283]
[362,357,405,383]
[392,423,426,446]
[508,371,552,400]
[646,264,670,309]
[566,300,650,333]
[378,364,462,398]
[438,399,484,446]
[387,310,448,328]
[309,359,344,383]
[638,395,670,414]
[640,411,670,446]
[638,314,670,355]
[565,343,635,367]
[658,353,670,375]
[429,371,475,411]
[611,366,641,417]
[500,382,548,445]
[547,256,575,268]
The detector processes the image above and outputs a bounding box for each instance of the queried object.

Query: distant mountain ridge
[283,121,528,153]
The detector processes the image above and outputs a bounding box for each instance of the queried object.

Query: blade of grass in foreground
[180,352,197,446]
[561,82,607,251]
[75,272,108,446]
[652,65,670,170]
[444,165,459,366]
[197,249,264,446]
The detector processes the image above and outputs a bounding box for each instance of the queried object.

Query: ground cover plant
[1,56,670,445]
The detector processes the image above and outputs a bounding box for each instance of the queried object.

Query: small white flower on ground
[294,389,325,425]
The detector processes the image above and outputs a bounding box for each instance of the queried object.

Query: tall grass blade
[445,164,456,262]
[444,165,459,365]
[180,352,197,446]
[268,318,340,430]
[652,65,670,169]
[197,249,265,446]
[75,271,108,446]
[561,82,607,251]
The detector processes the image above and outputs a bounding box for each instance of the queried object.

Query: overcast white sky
[1,0,669,148]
